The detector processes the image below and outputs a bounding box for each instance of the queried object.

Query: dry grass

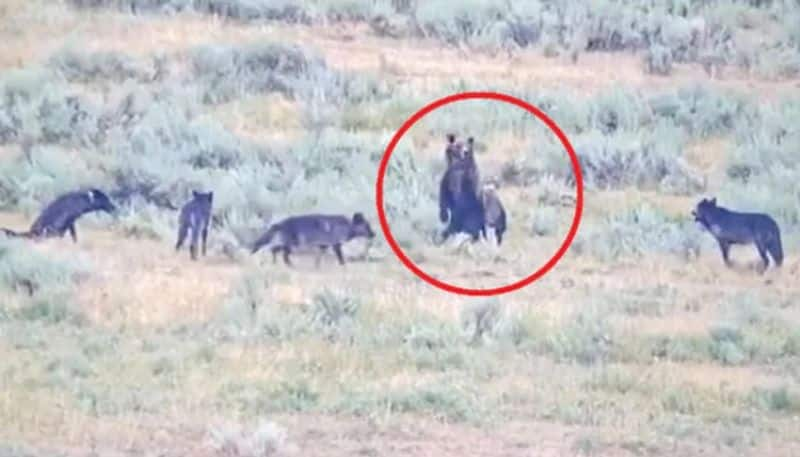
[662,362,787,392]
[4,1,799,99]
[211,93,304,143]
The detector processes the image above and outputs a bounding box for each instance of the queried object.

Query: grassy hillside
[1,1,799,456]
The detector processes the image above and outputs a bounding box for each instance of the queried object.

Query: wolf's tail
[0,228,30,239]
[251,224,279,254]
[767,227,784,267]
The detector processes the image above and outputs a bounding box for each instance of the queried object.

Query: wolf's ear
[352,212,365,223]
[446,133,455,144]
[710,197,717,206]
[192,190,200,198]
[207,191,213,201]
[467,137,474,145]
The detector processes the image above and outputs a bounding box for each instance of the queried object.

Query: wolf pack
[0,133,785,275]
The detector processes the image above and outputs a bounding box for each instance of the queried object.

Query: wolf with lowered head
[251,212,376,267]
[0,188,116,242]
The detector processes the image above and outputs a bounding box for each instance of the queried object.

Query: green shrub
[663,85,747,138]
[0,145,106,213]
[644,44,673,75]
[0,237,89,325]
[216,272,306,341]
[401,317,466,371]
[190,42,326,104]
[48,48,159,84]
[547,123,702,193]
[612,284,680,318]
[381,144,440,245]
[208,420,291,457]
[530,206,558,237]
[309,289,361,343]
[709,322,748,365]
[747,386,800,413]
[707,294,800,365]
[336,380,487,424]
[66,0,800,76]
[544,307,612,365]
[722,97,800,229]
[574,202,702,261]
[0,68,101,147]
[414,0,507,45]
[115,199,175,241]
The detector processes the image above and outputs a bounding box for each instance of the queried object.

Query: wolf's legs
[67,223,77,243]
[201,223,209,256]
[189,227,200,261]
[282,247,293,266]
[333,244,345,265]
[176,221,188,251]
[314,246,329,268]
[716,239,732,267]
[762,229,784,268]
[755,241,770,273]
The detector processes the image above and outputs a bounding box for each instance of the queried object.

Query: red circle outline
[375,91,584,297]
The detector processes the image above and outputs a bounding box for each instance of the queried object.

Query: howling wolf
[0,188,116,242]
[692,197,783,273]
[175,190,214,261]
[251,212,376,267]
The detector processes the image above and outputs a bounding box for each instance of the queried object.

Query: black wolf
[251,212,376,267]
[438,135,485,242]
[480,182,507,245]
[175,190,213,261]
[0,188,116,242]
[692,197,783,273]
